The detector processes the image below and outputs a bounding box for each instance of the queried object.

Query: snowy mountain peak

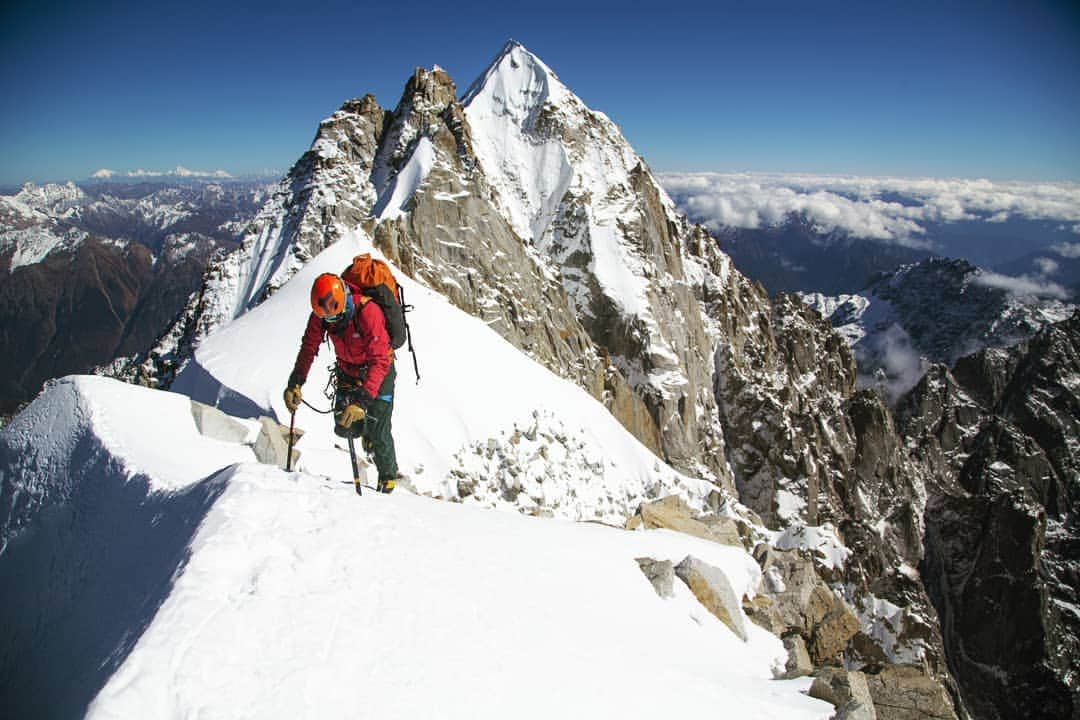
[13,181,85,213]
[462,39,570,126]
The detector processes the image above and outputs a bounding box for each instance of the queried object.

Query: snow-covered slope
[0,376,259,718]
[173,230,714,523]
[1,375,255,540]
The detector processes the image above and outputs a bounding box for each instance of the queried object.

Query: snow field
[87,463,829,720]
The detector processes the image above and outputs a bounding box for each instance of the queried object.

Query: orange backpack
[342,253,400,301]
[340,255,416,380]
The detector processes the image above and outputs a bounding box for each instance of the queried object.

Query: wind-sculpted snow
[1,376,253,543]
[0,376,253,718]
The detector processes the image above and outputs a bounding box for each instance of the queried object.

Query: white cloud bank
[658,172,1080,247]
[91,166,232,179]
[1051,241,1080,258]
[973,269,1070,300]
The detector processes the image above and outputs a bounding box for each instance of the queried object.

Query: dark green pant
[334,364,398,481]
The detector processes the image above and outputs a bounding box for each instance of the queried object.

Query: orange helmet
[310,273,348,320]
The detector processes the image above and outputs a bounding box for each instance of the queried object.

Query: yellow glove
[337,403,366,428]
[283,385,302,413]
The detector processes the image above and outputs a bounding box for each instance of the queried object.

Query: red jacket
[290,293,392,399]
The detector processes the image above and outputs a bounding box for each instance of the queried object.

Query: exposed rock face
[449,42,734,480]
[864,665,959,720]
[368,68,649,458]
[901,313,1080,720]
[712,290,859,529]
[133,97,388,387]
[752,546,860,665]
[707,282,955,685]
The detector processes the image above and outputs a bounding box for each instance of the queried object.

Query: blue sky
[2,0,1078,184]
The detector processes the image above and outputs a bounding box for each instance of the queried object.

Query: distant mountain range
[0,179,272,413]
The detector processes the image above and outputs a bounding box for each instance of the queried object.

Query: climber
[283,272,400,493]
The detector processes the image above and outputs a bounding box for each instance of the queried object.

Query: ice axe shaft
[286,410,296,472]
[347,435,362,495]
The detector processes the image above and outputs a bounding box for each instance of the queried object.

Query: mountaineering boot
[377,474,398,494]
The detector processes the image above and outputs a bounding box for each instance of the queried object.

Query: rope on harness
[301,398,334,414]
[297,362,343,415]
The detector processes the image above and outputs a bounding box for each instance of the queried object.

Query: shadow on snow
[0,429,231,720]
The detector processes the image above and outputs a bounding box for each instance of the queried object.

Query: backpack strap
[352,295,395,362]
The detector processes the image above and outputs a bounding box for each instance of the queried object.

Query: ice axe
[286,409,296,472]
[340,405,367,496]
[347,435,363,496]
